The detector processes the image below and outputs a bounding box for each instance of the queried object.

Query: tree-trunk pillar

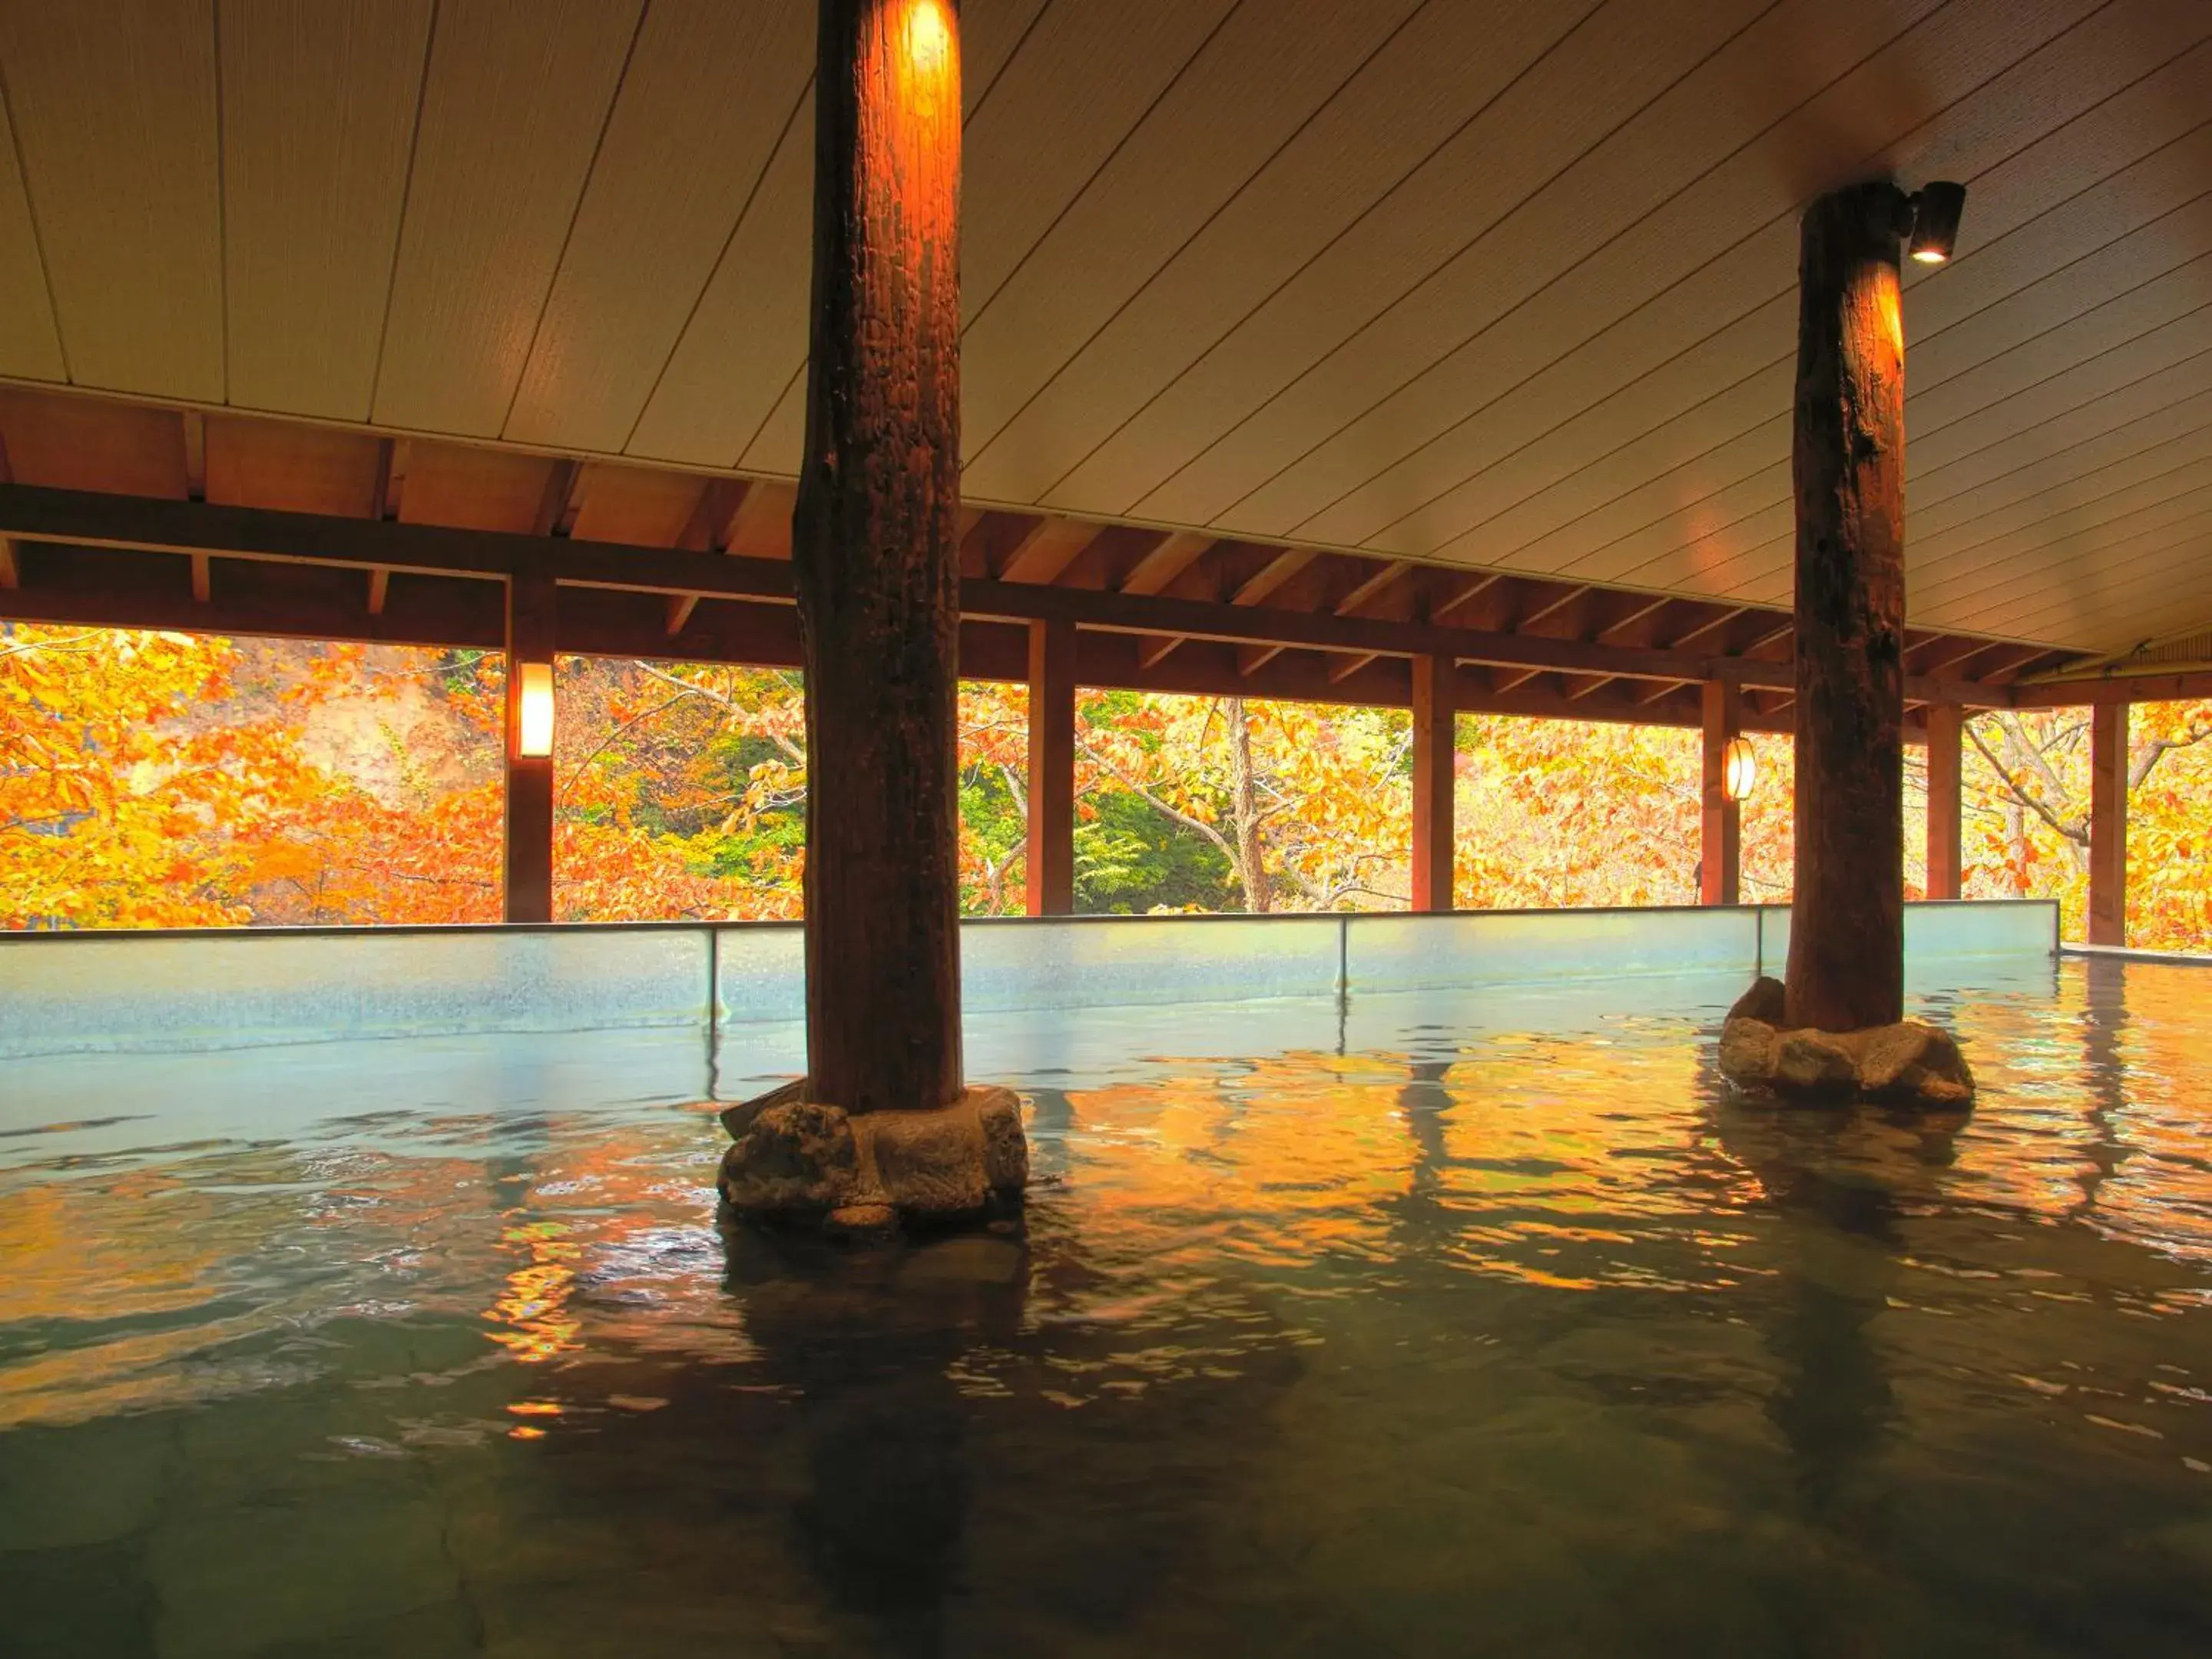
[1925,703,1964,902]
[1785,180,1908,1032]
[1700,678,1742,906]
[1410,654,1455,912]
[2088,700,2128,946]
[1025,618,1075,916]
[502,558,555,925]
[793,0,964,1114]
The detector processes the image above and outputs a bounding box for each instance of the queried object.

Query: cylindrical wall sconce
[1721,735,1758,803]
[515,661,555,758]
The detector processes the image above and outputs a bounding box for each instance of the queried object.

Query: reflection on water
[5,959,2212,1655]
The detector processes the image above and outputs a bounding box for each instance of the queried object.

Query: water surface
[4,956,2210,1656]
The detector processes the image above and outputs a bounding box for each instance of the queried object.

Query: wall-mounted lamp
[1721,736,1758,803]
[515,661,555,758]
[1906,180,1968,264]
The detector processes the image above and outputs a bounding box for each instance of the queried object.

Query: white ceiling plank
[220,0,433,419]
[371,0,645,436]
[1104,0,1865,532]
[503,0,814,452]
[984,0,1511,505]
[0,84,65,381]
[958,0,1412,496]
[1271,0,2173,554]
[0,0,224,400]
[623,85,813,468]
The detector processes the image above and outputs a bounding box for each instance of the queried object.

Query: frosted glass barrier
[710,926,805,1026]
[0,929,710,1058]
[1346,906,1758,993]
[962,916,1344,1012]
[1754,900,2056,979]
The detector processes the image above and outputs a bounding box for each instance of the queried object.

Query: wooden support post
[503,558,556,925]
[2088,700,2128,946]
[1025,618,1076,915]
[1410,653,1455,912]
[793,0,965,1114]
[1700,678,1741,906]
[1785,180,1908,1032]
[1925,702,1963,901]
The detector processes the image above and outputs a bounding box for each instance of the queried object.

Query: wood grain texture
[1783,183,1908,1033]
[220,0,432,419]
[204,415,385,517]
[372,0,644,435]
[1925,701,1963,899]
[503,557,556,924]
[0,0,224,399]
[794,0,965,1114]
[1700,679,1741,906]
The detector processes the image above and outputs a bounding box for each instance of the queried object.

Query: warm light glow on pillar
[515,662,555,758]
[906,0,951,76]
[1722,736,1758,803]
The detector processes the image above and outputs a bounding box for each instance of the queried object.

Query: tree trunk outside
[794,0,964,1113]
[1785,180,1907,1032]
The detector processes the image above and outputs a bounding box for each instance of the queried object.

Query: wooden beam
[664,591,700,636]
[1333,559,1409,615]
[2012,671,2212,707]
[1431,571,1505,623]
[0,536,17,589]
[1328,651,1378,684]
[369,438,395,521]
[1411,654,1455,912]
[0,486,2025,704]
[723,478,795,559]
[1025,617,1075,915]
[532,459,580,537]
[366,566,389,616]
[1238,642,1286,676]
[503,558,557,926]
[1786,180,1907,1033]
[1926,701,1963,901]
[1230,548,1317,607]
[997,516,1102,584]
[2088,700,2128,946]
[677,477,750,551]
[189,551,210,603]
[181,411,206,501]
[1700,679,1741,906]
[1118,530,1214,595]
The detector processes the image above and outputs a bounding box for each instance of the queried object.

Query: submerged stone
[716,1084,1028,1230]
[1717,985,1975,1110]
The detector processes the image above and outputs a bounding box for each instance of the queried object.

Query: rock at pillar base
[1717,976,1975,1109]
[717,1084,1028,1230]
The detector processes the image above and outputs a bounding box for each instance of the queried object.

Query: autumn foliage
[5,621,2207,949]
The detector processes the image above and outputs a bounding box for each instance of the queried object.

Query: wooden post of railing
[1410,654,1455,912]
[1700,678,1741,906]
[503,557,555,925]
[1785,180,1908,1031]
[1926,702,1964,902]
[2088,700,2129,946]
[1025,618,1075,916]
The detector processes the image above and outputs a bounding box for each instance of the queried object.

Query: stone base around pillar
[715,1082,1028,1230]
[1717,977,1975,1109]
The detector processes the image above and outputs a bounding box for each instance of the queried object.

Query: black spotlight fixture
[1907,180,1967,264]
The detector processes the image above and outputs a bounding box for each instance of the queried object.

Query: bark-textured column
[1410,654,1455,912]
[1700,678,1742,906]
[1925,703,1964,901]
[503,559,555,925]
[2088,700,2129,946]
[1025,617,1075,916]
[793,0,965,1114]
[1785,180,1908,1032]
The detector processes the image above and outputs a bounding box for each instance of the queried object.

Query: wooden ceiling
[1,0,2210,657]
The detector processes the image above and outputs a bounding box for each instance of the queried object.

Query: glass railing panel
[710,925,806,1026]
[960,916,1344,1012]
[1345,906,1757,994]
[0,929,710,1058]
